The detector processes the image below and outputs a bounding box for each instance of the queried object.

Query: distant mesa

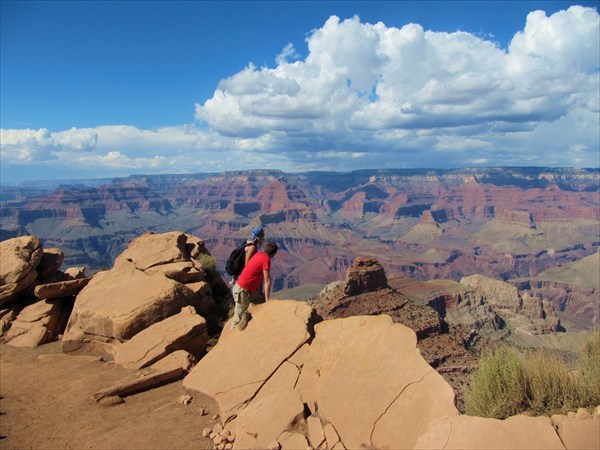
[1,168,598,332]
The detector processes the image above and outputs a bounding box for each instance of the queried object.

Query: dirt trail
[0,342,216,449]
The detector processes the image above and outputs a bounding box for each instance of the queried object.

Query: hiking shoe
[238,314,249,331]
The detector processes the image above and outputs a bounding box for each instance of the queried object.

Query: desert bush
[465,332,600,418]
[196,253,216,272]
[578,331,600,406]
[464,346,528,419]
[523,351,579,415]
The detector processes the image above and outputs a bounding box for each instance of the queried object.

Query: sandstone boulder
[64,266,87,279]
[415,414,565,449]
[4,299,67,347]
[183,300,313,421]
[551,414,600,450]
[0,236,43,305]
[62,231,228,359]
[114,231,207,271]
[114,306,207,369]
[0,308,17,336]
[297,315,459,449]
[149,349,198,373]
[62,261,199,358]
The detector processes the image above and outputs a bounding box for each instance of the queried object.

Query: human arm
[263,269,271,301]
[244,243,257,265]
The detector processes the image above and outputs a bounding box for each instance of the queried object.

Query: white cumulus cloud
[2,5,598,182]
[194,6,599,169]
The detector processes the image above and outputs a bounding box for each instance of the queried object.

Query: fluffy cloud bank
[1,6,598,181]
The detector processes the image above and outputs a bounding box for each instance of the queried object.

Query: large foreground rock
[297,315,459,449]
[183,300,313,422]
[0,236,43,305]
[62,231,225,360]
[183,300,590,449]
[62,261,198,358]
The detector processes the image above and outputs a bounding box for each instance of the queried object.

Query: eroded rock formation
[1,231,598,449]
[62,231,230,360]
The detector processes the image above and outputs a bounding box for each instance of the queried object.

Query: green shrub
[196,253,216,271]
[464,346,528,419]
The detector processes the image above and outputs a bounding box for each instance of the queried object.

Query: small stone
[201,428,211,438]
[200,407,209,415]
[179,394,193,405]
[267,441,281,450]
[575,408,592,419]
[213,435,224,445]
[568,411,576,418]
[209,432,216,439]
[219,429,231,438]
[213,424,224,433]
[213,414,219,420]
[593,405,600,418]
[217,443,226,450]
[224,444,233,450]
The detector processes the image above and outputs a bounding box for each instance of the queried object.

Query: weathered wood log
[34,278,91,299]
[91,367,185,402]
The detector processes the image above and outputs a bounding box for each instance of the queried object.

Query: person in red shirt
[231,241,278,331]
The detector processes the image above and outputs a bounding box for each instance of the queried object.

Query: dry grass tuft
[465,331,600,418]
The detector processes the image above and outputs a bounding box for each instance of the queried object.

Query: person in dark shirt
[231,241,278,331]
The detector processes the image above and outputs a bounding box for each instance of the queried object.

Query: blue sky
[1,1,599,183]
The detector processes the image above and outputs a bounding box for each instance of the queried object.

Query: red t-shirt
[237,251,271,292]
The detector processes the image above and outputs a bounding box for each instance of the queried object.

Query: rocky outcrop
[62,231,228,360]
[311,259,477,411]
[0,236,43,305]
[183,299,594,450]
[461,274,562,334]
[183,302,459,450]
[3,299,70,347]
[343,257,388,296]
[0,237,87,346]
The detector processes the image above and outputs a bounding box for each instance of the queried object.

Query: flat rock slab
[115,231,195,271]
[183,300,313,421]
[298,315,459,450]
[114,306,207,369]
[415,414,565,449]
[551,415,600,450]
[34,278,91,299]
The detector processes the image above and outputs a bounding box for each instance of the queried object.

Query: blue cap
[251,225,265,240]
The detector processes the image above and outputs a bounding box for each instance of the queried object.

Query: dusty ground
[0,341,218,449]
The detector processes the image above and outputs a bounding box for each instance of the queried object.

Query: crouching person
[231,241,278,331]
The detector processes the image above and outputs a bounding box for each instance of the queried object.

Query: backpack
[225,242,255,276]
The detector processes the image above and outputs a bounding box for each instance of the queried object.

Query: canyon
[1,167,598,329]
